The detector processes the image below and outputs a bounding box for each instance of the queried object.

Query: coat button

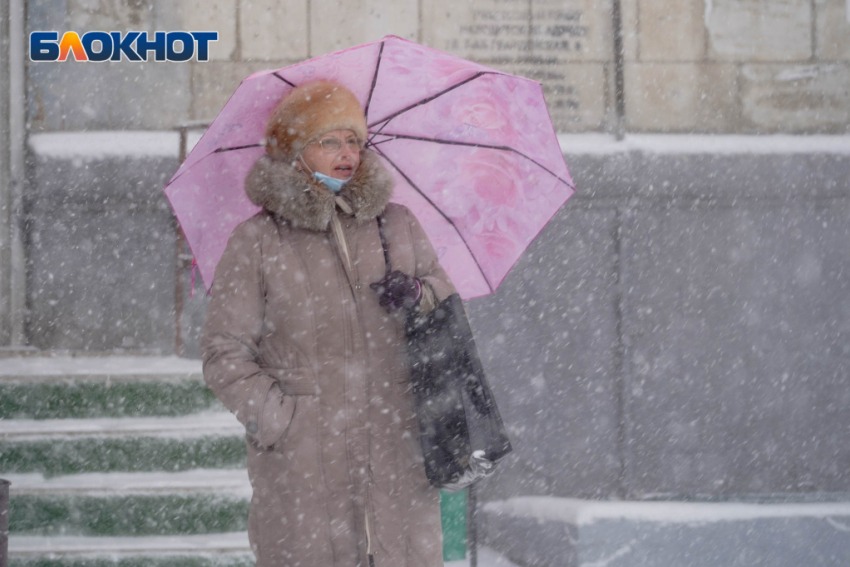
[246,421,258,434]
[356,284,362,290]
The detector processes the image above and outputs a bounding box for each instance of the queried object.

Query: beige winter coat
[201,150,456,567]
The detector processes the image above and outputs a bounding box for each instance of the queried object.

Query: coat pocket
[263,366,320,396]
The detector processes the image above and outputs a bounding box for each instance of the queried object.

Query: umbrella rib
[377,133,576,190]
[371,146,494,295]
[214,143,263,153]
[364,137,394,148]
[272,72,297,88]
[367,71,500,131]
[363,40,386,122]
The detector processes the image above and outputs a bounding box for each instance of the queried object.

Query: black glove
[370,270,421,312]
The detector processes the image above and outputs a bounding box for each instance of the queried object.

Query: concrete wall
[24,133,850,497]
[25,0,850,134]
[469,143,850,498]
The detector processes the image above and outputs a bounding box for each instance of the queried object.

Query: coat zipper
[331,203,381,565]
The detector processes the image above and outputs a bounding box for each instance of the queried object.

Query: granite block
[624,62,738,132]
[468,205,623,501]
[239,0,308,61]
[27,61,190,131]
[706,0,811,62]
[26,154,179,352]
[740,63,850,133]
[309,0,418,56]
[620,203,850,495]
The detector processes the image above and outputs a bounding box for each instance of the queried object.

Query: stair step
[0,381,221,420]
[483,497,850,567]
[10,537,511,567]
[0,413,242,439]
[0,415,245,476]
[3,469,250,496]
[0,356,203,381]
[0,357,214,420]
[10,531,251,557]
[9,492,249,536]
[10,556,254,567]
[6,469,249,538]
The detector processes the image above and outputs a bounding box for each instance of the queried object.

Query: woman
[201,80,455,567]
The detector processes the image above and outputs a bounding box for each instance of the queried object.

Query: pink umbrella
[165,35,574,300]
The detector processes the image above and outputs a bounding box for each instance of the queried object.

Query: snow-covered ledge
[557,134,850,156]
[484,496,850,525]
[28,130,206,160]
[482,496,850,567]
[27,131,850,160]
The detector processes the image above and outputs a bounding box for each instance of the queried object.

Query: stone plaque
[498,62,609,131]
[531,0,613,61]
[741,63,850,131]
[706,0,811,62]
[423,0,612,62]
[422,0,531,61]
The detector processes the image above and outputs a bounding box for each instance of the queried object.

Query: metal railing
[172,121,211,356]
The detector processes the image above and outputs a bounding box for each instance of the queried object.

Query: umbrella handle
[190,258,198,298]
[376,215,392,276]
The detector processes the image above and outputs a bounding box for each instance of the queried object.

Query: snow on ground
[10,532,252,556]
[485,496,850,526]
[4,468,251,497]
[0,355,202,381]
[0,412,242,439]
[11,532,515,565]
[446,546,520,567]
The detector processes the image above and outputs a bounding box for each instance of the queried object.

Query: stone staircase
[0,356,467,566]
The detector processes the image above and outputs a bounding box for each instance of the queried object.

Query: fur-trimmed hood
[244,149,394,232]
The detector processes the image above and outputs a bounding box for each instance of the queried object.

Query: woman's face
[299,129,362,180]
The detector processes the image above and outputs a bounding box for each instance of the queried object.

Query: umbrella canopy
[165,35,574,300]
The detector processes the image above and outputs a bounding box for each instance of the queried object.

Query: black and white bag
[377,216,513,491]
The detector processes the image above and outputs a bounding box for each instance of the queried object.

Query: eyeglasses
[308,136,364,153]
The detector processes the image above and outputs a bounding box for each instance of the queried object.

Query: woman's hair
[265,80,367,161]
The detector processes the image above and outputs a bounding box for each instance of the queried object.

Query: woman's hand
[370,270,421,312]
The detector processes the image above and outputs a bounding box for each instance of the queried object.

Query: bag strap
[376,214,391,276]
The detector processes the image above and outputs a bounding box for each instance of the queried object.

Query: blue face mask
[313,171,348,194]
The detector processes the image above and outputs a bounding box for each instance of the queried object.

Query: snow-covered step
[0,414,246,476]
[11,533,513,567]
[0,356,203,382]
[483,497,850,567]
[10,531,251,557]
[10,491,249,537]
[6,471,250,538]
[0,413,242,440]
[0,356,217,420]
[3,469,251,497]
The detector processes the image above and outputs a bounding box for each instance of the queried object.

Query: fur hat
[265,81,367,161]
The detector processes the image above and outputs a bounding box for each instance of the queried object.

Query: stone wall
[25,0,850,134]
[469,143,850,499]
